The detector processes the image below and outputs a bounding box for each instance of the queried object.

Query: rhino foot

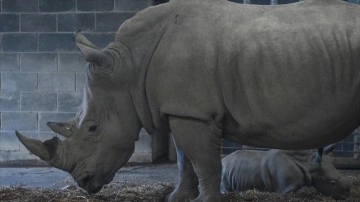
[167,188,198,202]
[189,193,224,202]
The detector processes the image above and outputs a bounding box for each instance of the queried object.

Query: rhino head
[307,145,350,199]
[16,32,141,194]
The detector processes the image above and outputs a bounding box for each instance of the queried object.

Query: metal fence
[230,0,300,4]
[222,132,360,169]
[222,130,360,157]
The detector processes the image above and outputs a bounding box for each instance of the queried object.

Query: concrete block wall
[0,0,155,166]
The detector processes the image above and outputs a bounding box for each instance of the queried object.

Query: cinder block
[0,14,19,32]
[0,92,20,111]
[0,53,19,72]
[2,0,38,12]
[21,14,56,32]
[0,151,11,162]
[0,150,43,163]
[39,112,75,132]
[2,33,37,52]
[20,53,57,72]
[0,150,39,163]
[38,73,75,91]
[39,0,75,12]
[115,0,152,11]
[0,132,20,151]
[39,33,76,52]
[77,0,114,11]
[1,73,37,91]
[57,92,82,112]
[21,92,57,111]
[83,33,116,48]
[1,112,37,131]
[96,13,135,32]
[76,73,85,91]
[58,13,95,32]
[59,53,86,72]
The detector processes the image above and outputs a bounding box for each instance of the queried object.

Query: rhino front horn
[15,131,50,161]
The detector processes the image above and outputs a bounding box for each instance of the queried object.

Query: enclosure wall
[0,0,155,166]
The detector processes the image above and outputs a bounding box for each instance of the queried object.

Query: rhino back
[145,1,289,124]
[219,1,360,149]
[135,1,360,147]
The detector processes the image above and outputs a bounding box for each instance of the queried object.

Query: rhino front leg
[168,138,199,202]
[169,117,223,202]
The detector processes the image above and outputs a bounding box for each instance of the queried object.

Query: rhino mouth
[74,171,116,194]
[75,173,103,194]
[334,189,351,200]
[331,193,349,200]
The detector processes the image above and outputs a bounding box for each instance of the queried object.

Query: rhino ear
[324,144,336,155]
[75,31,111,67]
[315,147,324,163]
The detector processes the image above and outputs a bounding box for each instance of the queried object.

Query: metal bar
[271,0,278,5]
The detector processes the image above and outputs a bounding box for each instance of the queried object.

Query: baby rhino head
[308,145,350,200]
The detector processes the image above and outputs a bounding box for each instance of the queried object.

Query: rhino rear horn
[75,31,111,67]
[47,122,73,138]
[15,131,50,161]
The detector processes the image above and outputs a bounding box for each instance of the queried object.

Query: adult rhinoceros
[15,0,360,201]
[221,145,350,199]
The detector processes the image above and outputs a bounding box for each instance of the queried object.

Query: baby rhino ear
[316,147,324,163]
[75,31,111,67]
[324,144,336,155]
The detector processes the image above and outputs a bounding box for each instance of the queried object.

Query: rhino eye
[89,125,97,132]
[330,180,337,185]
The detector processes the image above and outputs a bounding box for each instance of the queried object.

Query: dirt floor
[1,164,360,202]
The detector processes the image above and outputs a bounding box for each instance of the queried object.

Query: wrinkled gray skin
[221,145,350,199]
[15,0,360,201]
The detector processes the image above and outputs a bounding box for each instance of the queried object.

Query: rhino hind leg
[167,139,199,201]
[169,117,224,202]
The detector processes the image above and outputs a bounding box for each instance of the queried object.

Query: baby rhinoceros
[221,145,350,199]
